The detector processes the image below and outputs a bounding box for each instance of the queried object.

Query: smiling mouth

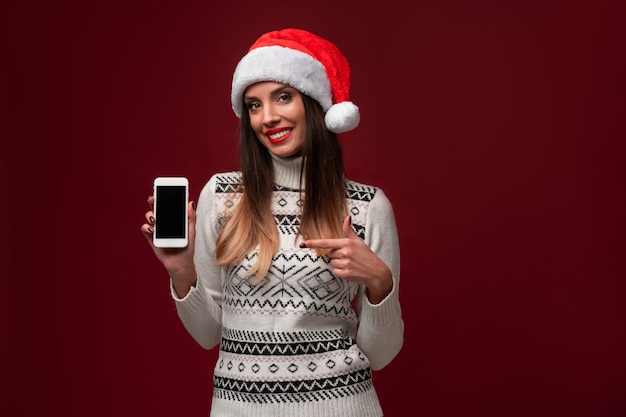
[267,128,293,144]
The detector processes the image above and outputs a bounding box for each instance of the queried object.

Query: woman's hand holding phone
[141,194,198,299]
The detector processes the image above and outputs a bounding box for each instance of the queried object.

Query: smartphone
[153,177,189,248]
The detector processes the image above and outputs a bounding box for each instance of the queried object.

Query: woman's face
[244,81,306,158]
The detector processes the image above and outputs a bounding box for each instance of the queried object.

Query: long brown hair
[215,92,347,281]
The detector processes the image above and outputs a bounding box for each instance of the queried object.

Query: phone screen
[155,185,186,239]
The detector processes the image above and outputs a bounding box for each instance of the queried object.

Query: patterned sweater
[172,155,403,417]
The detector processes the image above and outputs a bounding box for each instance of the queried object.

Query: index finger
[300,238,344,250]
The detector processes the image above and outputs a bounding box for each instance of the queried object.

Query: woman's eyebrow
[244,84,292,101]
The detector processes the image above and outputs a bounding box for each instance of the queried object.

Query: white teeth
[268,130,290,140]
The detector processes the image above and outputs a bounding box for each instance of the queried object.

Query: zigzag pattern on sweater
[224,251,328,282]
[220,335,355,356]
[345,182,376,203]
[214,173,241,193]
[214,368,372,395]
[222,328,347,343]
[275,214,300,234]
[213,378,373,403]
[222,297,355,317]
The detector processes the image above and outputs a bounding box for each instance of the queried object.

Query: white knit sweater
[172,155,403,417]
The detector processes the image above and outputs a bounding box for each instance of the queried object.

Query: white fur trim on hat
[231,46,333,118]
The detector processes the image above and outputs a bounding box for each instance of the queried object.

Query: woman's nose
[262,104,280,125]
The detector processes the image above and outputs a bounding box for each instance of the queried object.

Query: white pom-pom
[324,101,360,133]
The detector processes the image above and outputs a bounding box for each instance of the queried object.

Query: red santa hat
[231,28,360,134]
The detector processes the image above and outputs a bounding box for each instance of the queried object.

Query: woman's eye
[246,102,260,111]
[278,93,292,102]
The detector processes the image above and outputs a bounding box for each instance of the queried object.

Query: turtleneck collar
[270,152,305,190]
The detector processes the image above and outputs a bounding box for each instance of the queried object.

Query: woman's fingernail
[148,226,154,233]
[192,201,197,211]
[299,242,307,248]
[149,216,155,224]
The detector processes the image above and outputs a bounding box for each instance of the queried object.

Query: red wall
[2,1,625,416]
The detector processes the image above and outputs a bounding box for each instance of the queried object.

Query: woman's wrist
[170,268,198,299]
[366,268,393,305]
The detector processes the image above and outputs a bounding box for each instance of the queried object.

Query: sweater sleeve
[355,188,404,370]
[170,174,224,350]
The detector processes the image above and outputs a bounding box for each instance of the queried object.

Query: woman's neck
[270,153,304,189]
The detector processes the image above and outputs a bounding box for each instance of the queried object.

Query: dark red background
[2,1,625,416]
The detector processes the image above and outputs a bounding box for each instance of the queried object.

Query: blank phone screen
[155,185,186,238]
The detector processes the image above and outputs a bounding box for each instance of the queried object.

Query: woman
[141,28,404,417]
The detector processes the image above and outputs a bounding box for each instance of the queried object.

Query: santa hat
[231,28,360,134]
